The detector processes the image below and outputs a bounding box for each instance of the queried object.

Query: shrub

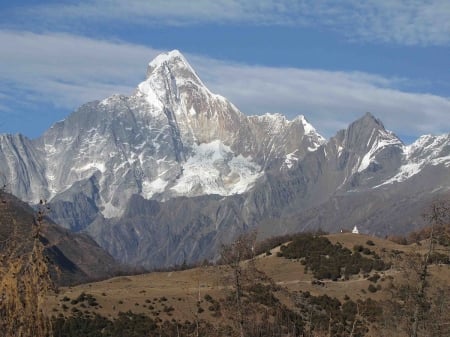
[367,273,380,283]
[368,284,377,293]
[362,247,371,255]
[353,245,364,252]
[208,302,220,312]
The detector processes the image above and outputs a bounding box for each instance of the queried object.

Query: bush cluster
[278,234,389,280]
[53,311,218,337]
[297,292,381,336]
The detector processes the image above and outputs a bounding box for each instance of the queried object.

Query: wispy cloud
[0,30,159,108]
[4,0,450,46]
[0,30,449,140]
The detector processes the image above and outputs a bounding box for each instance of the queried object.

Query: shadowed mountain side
[86,194,248,268]
[0,191,120,286]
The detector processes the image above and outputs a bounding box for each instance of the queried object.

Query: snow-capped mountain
[1,50,323,220]
[380,134,450,186]
[0,50,449,268]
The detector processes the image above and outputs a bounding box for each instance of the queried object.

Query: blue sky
[1,1,449,143]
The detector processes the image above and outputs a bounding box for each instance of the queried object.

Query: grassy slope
[46,232,449,327]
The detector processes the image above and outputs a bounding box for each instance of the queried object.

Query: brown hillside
[46,232,450,336]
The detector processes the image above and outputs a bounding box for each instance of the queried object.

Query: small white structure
[352,226,360,234]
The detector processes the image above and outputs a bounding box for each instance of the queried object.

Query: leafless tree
[220,231,258,337]
[382,199,450,337]
[409,200,450,337]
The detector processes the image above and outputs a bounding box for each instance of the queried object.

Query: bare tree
[383,200,450,337]
[410,200,450,337]
[220,231,258,337]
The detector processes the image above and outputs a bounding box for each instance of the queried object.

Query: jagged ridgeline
[0,50,449,269]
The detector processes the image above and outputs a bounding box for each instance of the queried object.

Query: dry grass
[45,232,450,326]
[47,266,230,322]
[0,215,54,337]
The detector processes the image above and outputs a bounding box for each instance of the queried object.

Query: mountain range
[1,50,449,268]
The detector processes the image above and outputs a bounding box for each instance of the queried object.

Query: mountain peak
[344,112,391,141]
[145,50,201,84]
[293,115,324,138]
[358,112,385,130]
[135,50,207,109]
[146,50,187,75]
[337,112,403,156]
[137,50,207,106]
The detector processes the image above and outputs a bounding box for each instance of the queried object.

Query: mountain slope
[82,113,449,268]
[0,50,449,268]
[0,191,120,285]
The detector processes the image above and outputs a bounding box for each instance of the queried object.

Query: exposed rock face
[0,50,449,269]
[0,134,47,202]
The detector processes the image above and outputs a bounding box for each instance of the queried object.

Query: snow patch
[298,115,315,135]
[283,151,298,169]
[250,113,288,137]
[170,140,261,196]
[100,95,122,106]
[142,178,169,199]
[73,162,106,173]
[357,129,402,172]
[148,50,187,72]
[376,134,450,187]
[136,81,164,113]
[102,201,122,218]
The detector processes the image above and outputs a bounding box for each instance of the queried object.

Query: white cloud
[5,0,450,46]
[0,30,159,108]
[0,30,449,140]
